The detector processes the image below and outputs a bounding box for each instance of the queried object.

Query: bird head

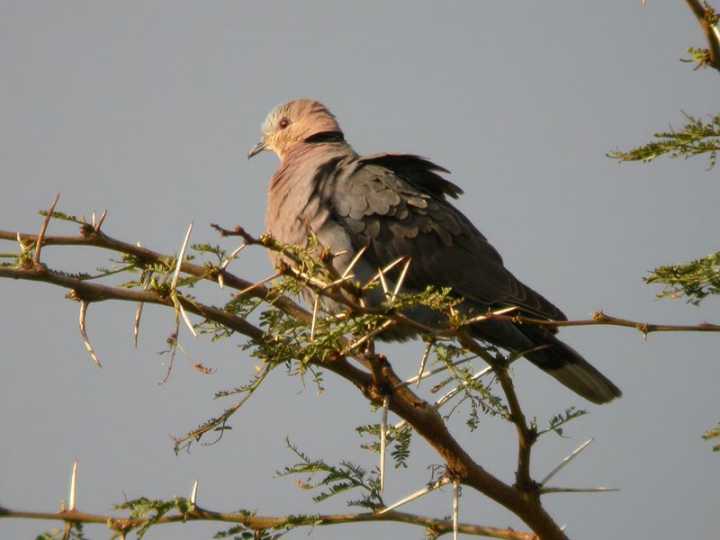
[248,99,344,161]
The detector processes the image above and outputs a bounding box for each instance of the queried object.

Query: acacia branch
[0,239,568,539]
[0,505,536,540]
[484,311,720,334]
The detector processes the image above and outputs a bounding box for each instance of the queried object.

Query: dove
[249,99,621,404]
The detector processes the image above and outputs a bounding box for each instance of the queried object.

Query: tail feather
[525,334,621,404]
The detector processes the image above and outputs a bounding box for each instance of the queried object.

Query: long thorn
[94,209,107,232]
[190,480,199,506]
[236,271,282,296]
[415,341,433,388]
[380,396,389,494]
[540,486,619,494]
[397,355,476,388]
[133,302,144,347]
[452,479,460,540]
[79,301,102,367]
[393,366,493,431]
[310,294,320,341]
[341,245,368,279]
[540,438,594,486]
[376,477,450,515]
[391,257,412,300]
[34,193,60,265]
[341,319,394,355]
[378,266,389,298]
[171,223,193,291]
[133,273,151,347]
[68,461,78,511]
[176,298,198,337]
[362,256,407,290]
[463,305,519,325]
[219,243,248,271]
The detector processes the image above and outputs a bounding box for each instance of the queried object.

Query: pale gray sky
[1,2,718,539]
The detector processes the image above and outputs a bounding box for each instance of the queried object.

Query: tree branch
[0,505,536,540]
[0,236,569,539]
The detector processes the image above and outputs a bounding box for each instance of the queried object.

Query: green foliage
[277,438,384,510]
[35,523,88,540]
[114,496,192,538]
[537,406,588,438]
[609,113,720,168]
[214,525,291,540]
[645,250,720,305]
[703,422,720,452]
[356,423,413,469]
[434,342,509,424]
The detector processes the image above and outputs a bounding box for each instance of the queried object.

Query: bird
[248,99,621,404]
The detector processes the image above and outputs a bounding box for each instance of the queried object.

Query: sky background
[1,2,718,539]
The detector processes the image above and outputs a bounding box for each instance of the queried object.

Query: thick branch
[0,506,536,540]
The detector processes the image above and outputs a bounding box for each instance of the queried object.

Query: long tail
[523,332,622,404]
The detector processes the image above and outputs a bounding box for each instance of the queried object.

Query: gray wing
[326,154,567,322]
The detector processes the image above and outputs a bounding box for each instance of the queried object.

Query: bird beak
[248,140,267,159]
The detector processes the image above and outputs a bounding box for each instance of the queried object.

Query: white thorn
[341,245,368,279]
[452,479,460,540]
[95,209,107,231]
[171,223,193,291]
[68,461,78,511]
[393,366,493,432]
[540,438,594,486]
[79,301,102,367]
[177,299,197,338]
[217,273,224,288]
[363,257,407,290]
[16,232,28,254]
[378,266,390,298]
[560,524,567,532]
[463,305,519,325]
[415,342,433,388]
[190,480,199,506]
[219,243,248,275]
[310,294,320,341]
[397,355,475,388]
[376,477,449,515]
[540,486,619,494]
[379,396,389,494]
[391,257,411,300]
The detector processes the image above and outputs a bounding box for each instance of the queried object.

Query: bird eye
[278,117,290,129]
